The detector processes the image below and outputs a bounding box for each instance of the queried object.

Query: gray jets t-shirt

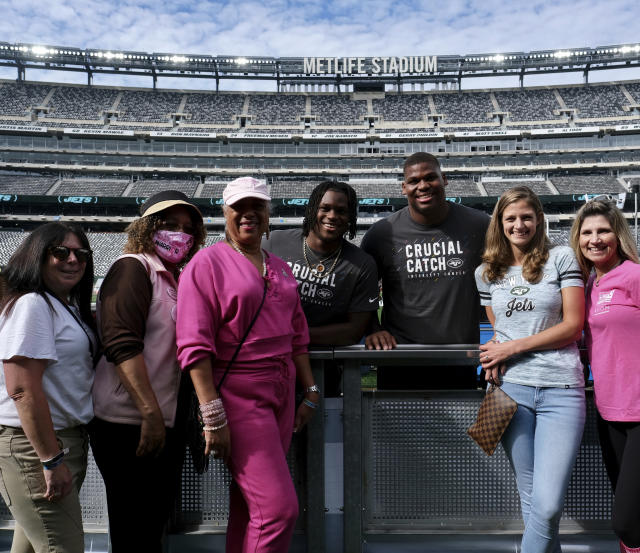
[361,203,489,345]
[475,246,584,387]
[263,228,379,327]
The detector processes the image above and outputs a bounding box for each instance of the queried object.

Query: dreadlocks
[302,181,358,240]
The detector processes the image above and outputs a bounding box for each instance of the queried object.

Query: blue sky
[1,0,640,89]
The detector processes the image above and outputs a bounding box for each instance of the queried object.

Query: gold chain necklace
[302,239,342,277]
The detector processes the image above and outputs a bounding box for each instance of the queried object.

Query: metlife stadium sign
[303,56,437,75]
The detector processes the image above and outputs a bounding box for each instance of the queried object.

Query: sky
[1,0,640,90]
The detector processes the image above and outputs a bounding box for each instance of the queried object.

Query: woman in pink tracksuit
[177,177,319,553]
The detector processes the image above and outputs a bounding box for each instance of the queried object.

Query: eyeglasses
[49,246,92,263]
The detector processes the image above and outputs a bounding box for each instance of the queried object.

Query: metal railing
[0,346,614,553]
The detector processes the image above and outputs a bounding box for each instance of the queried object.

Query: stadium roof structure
[2,41,640,90]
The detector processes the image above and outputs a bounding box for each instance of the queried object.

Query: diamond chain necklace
[302,238,342,277]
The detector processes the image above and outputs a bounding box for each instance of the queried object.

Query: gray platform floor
[0,531,621,552]
[363,534,620,553]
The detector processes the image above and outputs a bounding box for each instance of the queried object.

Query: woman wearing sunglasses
[0,222,96,553]
[90,190,205,553]
[570,200,640,553]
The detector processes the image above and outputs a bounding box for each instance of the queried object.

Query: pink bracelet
[200,398,227,427]
[203,420,228,432]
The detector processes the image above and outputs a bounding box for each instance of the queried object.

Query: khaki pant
[0,425,88,553]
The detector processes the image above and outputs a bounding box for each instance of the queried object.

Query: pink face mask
[153,230,193,264]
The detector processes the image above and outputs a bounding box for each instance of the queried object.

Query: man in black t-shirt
[361,152,490,389]
[264,181,379,395]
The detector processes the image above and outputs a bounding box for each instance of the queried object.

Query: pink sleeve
[176,251,221,370]
[290,289,310,357]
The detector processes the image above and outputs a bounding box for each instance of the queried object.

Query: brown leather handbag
[467,385,517,456]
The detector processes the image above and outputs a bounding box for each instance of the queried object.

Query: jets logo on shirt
[317,288,333,300]
[447,257,463,268]
[510,286,530,296]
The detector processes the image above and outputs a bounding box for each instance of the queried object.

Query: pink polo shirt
[585,260,640,421]
[176,242,309,370]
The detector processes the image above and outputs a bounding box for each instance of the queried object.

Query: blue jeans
[500,382,586,553]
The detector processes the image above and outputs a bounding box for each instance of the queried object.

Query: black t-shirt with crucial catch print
[263,228,379,328]
[361,202,490,345]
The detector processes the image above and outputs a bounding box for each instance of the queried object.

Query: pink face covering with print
[153,230,193,264]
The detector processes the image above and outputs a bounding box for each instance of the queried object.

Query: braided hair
[302,181,358,240]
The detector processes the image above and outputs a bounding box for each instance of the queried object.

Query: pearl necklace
[228,240,267,278]
[303,238,342,278]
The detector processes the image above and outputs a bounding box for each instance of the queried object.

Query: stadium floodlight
[492,54,505,62]
[236,57,249,64]
[171,55,187,63]
[554,50,572,59]
[31,45,50,56]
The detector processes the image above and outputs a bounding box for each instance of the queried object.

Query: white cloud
[0,0,639,89]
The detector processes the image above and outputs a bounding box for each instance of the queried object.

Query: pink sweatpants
[215,356,298,553]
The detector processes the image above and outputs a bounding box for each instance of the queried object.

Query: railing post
[306,354,328,553]
[342,357,363,553]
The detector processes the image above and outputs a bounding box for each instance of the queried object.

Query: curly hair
[569,199,639,281]
[482,186,551,284]
[124,210,205,267]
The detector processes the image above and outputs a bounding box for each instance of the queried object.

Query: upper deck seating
[48,87,118,120]
[184,93,245,124]
[117,91,183,123]
[310,96,367,125]
[432,92,494,124]
[248,95,305,125]
[0,83,52,117]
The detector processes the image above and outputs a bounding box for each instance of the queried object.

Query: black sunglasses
[49,246,92,263]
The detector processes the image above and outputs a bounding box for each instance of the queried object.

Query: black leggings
[597,414,640,547]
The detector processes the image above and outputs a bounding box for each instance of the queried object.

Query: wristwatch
[305,384,320,394]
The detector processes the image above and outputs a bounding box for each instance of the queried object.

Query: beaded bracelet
[200,398,225,416]
[203,420,228,432]
[203,413,227,427]
[200,398,227,427]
